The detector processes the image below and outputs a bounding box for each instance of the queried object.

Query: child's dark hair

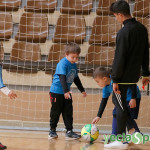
[65,42,81,55]
[110,0,131,16]
[93,67,111,79]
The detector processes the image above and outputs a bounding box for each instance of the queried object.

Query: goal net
[0,0,149,134]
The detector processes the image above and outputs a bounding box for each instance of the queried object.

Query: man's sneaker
[48,129,58,139]
[104,141,128,149]
[0,143,7,149]
[65,130,81,140]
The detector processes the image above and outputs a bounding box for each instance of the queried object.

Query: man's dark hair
[110,0,131,16]
[65,42,81,55]
[93,67,111,79]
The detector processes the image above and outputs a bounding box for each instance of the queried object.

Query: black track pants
[50,92,73,131]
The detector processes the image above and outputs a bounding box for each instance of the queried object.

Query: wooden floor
[0,130,149,150]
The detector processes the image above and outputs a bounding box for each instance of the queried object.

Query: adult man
[105,0,149,149]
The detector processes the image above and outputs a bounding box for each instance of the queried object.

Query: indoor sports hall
[0,0,149,149]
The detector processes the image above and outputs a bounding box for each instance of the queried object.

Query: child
[0,65,17,149]
[92,67,141,138]
[49,42,87,140]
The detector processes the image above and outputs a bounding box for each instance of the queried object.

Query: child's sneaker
[0,142,7,149]
[65,130,81,140]
[48,129,58,139]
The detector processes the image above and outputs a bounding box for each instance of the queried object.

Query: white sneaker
[104,141,128,149]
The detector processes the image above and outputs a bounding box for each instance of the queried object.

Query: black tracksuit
[112,18,149,135]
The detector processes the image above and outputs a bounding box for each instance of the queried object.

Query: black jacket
[112,18,149,83]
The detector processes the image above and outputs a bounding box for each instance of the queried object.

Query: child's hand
[8,91,17,100]
[92,117,100,124]
[129,99,136,108]
[82,91,87,97]
[64,91,71,99]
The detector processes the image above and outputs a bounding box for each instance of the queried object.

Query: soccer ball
[81,124,99,142]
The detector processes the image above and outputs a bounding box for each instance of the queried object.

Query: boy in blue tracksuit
[49,42,87,140]
[0,65,17,149]
[92,67,141,136]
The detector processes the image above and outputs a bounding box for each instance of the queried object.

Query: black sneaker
[48,129,58,139]
[0,143,7,149]
[65,130,81,140]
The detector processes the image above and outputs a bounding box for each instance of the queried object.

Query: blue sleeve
[102,87,111,98]
[55,62,67,75]
[0,66,5,88]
